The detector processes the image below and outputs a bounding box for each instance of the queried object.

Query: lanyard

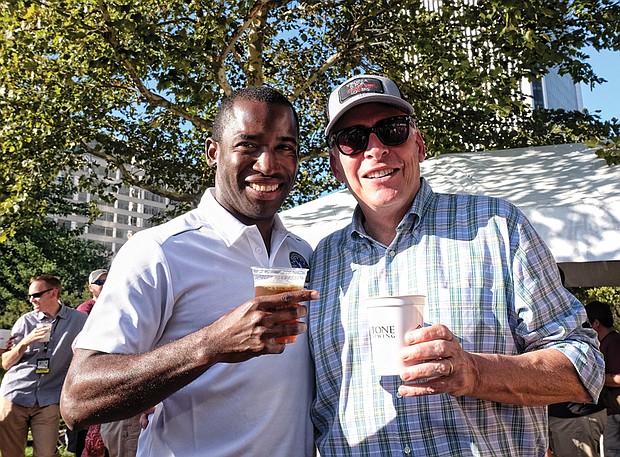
[42,317,61,356]
[37,317,60,375]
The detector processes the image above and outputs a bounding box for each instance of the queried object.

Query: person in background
[587,300,620,457]
[546,267,607,457]
[77,269,108,314]
[546,324,607,457]
[60,85,317,456]
[308,74,604,456]
[70,268,138,457]
[0,335,16,355]
[68,269,110,457]
[78,270,140,457]
[0,274,87,457]
[99,414,141,457]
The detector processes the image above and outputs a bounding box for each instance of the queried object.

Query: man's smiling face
[329,102,425,218]
[207,98,299,226]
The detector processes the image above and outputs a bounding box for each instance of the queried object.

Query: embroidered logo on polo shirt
[289,252,309,269]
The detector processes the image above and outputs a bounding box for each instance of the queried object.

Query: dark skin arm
[60,289,318,430]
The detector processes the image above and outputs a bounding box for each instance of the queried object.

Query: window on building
[99,212,114,222]
[57,219,73,229]
[531,80,545,110]
[87,225,106,235]
[143,205,163,216]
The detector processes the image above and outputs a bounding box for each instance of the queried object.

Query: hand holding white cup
[35,323,52,343]
[366,295,425,376]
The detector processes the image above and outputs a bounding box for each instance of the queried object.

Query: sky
[580,48,620,122]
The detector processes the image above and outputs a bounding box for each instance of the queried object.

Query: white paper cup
[366,295,425,376]
[36,323,52,343]
[0,329,11,350]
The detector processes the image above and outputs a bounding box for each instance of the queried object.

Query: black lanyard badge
[36,319,57,375]
[36,358,50,374]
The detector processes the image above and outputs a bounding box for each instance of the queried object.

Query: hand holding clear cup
[251,267,309,344]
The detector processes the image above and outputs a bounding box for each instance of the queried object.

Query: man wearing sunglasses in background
[77,269,108,315]
[0,274,87,457]
[307,75,604,456]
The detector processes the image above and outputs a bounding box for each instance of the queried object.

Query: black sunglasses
[327,115,415,156]
[92,279,106,286]
[28,288,53,300]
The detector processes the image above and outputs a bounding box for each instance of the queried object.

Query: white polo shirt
[77,189,314,457]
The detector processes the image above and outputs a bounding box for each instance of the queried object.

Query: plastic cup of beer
[36,323,52,343]
[365,295,426,376]
[251,267,309,344]
[0,329,12,350]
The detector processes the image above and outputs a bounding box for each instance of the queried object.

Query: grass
[25,445,73,457]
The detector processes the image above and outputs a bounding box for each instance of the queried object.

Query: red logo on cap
[339,77,385,103]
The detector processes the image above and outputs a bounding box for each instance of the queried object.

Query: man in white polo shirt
[60,85,317,457]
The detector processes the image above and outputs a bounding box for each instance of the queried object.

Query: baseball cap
[89,269,108,284]
[325,75,415,137]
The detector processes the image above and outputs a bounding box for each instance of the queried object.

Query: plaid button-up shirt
[308,178,603,457]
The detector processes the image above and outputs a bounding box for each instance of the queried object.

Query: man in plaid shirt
[307,74,604,456]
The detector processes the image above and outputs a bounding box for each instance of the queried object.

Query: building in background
[55,154,170,254]
[522,67,584,111]
[416,0,584,113]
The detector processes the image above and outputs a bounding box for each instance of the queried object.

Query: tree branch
[291,4,391,98]
[96,0,211,131]
[81,141,202,205]
[215,0,272,92]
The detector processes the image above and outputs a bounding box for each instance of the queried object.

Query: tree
[0,221,111,328]
[1,0,619,241]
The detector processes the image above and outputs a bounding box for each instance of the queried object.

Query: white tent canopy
[280,143,620,287]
